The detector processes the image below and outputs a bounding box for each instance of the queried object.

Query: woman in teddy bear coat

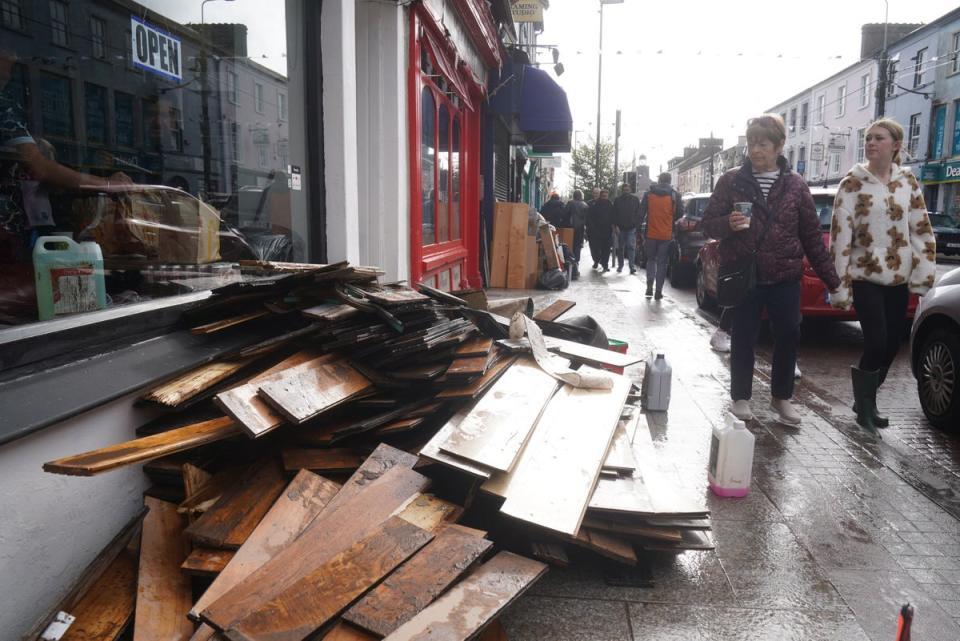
[830,118,936,433]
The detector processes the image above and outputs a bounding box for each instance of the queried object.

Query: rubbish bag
[538,268,567,290]
[540,314,609,349]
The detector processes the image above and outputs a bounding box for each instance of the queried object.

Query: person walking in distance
[539,192,567,228]
[612,183,642,274]
[565,189,589,263]
[702,114,840,426]
[587,189,614,271]
[639,173,682,298]
[829,118,936,433]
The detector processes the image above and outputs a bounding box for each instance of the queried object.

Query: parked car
[666,193,711,287]
[910,266,960,429]
[695,186,919,319]
[928,212,960,257]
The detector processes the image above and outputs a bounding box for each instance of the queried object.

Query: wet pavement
[493,255,960,641]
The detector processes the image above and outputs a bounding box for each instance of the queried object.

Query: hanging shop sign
[810,143,824,163]
[511,0,543,23]
[130,16,182,82]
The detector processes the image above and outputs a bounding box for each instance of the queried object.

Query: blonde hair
[746,113,787,147]
[867,118,905,165]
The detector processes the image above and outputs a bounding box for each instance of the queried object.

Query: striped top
[753,170,779,201]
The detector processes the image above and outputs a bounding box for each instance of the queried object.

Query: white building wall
[0,394,157,639]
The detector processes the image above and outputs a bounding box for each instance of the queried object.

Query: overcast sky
[535,0,960,189]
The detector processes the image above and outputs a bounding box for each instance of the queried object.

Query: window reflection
[421,86,435,246]
[451,115,460,241]
[437,103,449,243]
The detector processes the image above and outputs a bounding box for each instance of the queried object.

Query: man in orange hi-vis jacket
[639,172,682,299]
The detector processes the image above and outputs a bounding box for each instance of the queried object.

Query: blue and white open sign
[130,16,182,82]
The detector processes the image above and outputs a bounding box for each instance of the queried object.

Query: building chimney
[860,23,922,59]
[187,23,249,58]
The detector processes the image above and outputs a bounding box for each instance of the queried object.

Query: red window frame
[408,5,482,290]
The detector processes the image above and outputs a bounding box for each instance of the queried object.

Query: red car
[695,187,919,318]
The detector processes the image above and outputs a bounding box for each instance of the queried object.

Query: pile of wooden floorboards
[32,260,711,641]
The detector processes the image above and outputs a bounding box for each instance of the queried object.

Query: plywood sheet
[258,359,372,424]
[506,204,530,289]
[485,369,631,536]
[134,497,193,641]
[381,552,547,641]
[344,525,492,636]
[221,517,433,641]
[439,358,560,473]
[490,203,514,288]
[43,417,240,476]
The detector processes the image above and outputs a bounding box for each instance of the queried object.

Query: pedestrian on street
[702,114,840,426]
[565,189,589,263]
[587,189,614,271]
[829,118,936,433]
[639,172,682,299]
[612,183,641,274]
[539,192,568,228]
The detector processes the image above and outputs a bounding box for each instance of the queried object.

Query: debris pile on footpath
[31,260,710,641]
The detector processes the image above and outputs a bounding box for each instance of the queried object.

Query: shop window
[451,115,460,241]
[84,83,107,144]
[437,103,449,243]
[38,72,73,138]
[1,0,23,30]
[49,1,69,47]
[421,86,436,246]
[90,17,106,59]
[115,92,134,146]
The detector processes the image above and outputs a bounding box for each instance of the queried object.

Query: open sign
[130,16,182,81]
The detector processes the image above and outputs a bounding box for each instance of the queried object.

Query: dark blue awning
[518,65,572,154]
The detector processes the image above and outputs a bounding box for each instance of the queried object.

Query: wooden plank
[184,460,287,549]
[570,528,638,566]
[530,542,569,568]
[373,416,425,437]
[181,548,236,577]
[281,448,363,474]
[214,350,331,438]
[490,203,513,288]
[179,467,244,517]
[199,465,430,631]
[58,547,137,641]
[506,204,530,289]
[143,356,257,406]
[524,235,539,289]
[418,406,495,479]
[498,337,643,369]
[435,355,516,400]
[321,623,378,641]
[532,299,576,322]
[302,302,362,323]
[580,516,683,542]
[134,497,193,641]
[182,463,213,501]
[539,224,561,271]
[454,337,493,358]
[362,286,430,305]
[445,356,490,379]
[381,552,547,641]
[258,359,372,425]
[344,525,492,636]
[394,494,463,531]
[641,529,715,552]
[439,358,560,473]
[43,417,240,476]
[323,443,419,514]
[190,309,269,335]
[602,417,638,475]
[221,517,433,641]
[485,369,631,536]
[188,470,341,621]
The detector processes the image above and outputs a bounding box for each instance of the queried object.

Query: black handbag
[716,199,776,308]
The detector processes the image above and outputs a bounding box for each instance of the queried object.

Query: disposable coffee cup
[734,202,753,228]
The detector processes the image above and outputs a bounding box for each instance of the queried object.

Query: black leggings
[851,281,909,373]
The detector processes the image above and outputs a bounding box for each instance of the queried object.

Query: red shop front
[407,2,500,291]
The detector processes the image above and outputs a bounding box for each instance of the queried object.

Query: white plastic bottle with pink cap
[708,412,755,497]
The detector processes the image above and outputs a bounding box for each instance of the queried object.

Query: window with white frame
[227,71,239,104]
[789,107,797,132]
[859,73,870,108]
[836,85,846,117]
[278,140,289,170]
[856,127,866,162]
[90,17,105,59]
[908,113,921,157]
[255,82,265,113]
[278,92,287,121]
[953,33,960,74]
[231,121,242,163]
[2,0,23,30]
[800,102,808,130]
[798,146,806,176]
[788,148,795,168]
[816,95,825,124]
[830,152,841,174]
[257,143,269,168]
[887,60,898,97]
[50,0,69,46]
[914,48,926,87]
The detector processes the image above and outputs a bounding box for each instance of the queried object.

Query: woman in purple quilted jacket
[702,114,840,427]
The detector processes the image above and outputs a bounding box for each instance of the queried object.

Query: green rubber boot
[853,366,889,427]
[851,366,881,435]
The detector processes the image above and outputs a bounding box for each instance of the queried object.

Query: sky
[534,0,960,190]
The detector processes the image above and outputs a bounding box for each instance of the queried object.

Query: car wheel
[695,261,714,310]
[917,328,960,430]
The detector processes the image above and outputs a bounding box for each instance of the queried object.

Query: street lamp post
[595,0,623,191]
[201,0,235,23]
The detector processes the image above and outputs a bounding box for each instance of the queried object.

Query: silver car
[911,266,960,429]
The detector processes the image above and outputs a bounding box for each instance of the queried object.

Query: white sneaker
[710,328,731,353]
[771,398,801,426]
[794,363,802,379]
[731,399,754,421]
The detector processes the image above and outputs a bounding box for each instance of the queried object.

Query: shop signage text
[130,16,182,82]
[511,1,543,23]
[919,160,960,183]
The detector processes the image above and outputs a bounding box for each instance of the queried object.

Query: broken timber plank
[485,369,631,536]
[58,546,137,641]
[181,548,236,577]
[570,528,638,566]
[142,356,258,407]
[179,467,244,517]
[381,552,547,641]
[183,459,287,549]
[182,463,213,501]
[199,466,430,632]
[602,417,638,475]
[190,309,269,335]
[435,355,516,400]
[42,417,240,476]
[532,299,576,322]
[393,494,463,531]
[258,358,372,425]
[439,357,560,473]
[343,524,492,636]
[454,337,493,358]
[281,448,364,474]
[221,517,434,641]
[529,541,569,568]
[418,406,495,479]
[214,350,330,438]
[134,497,193,641]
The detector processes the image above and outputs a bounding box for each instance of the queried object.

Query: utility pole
[876,1,890,118]
[594,5,604,189]
[613,109,621,191]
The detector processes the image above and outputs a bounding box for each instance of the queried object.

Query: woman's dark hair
[573,189,583,200]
